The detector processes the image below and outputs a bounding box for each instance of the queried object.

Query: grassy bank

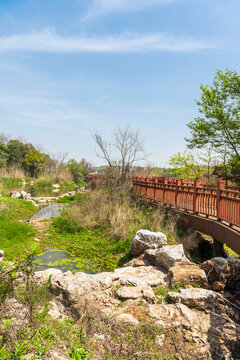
[40,191,200,271]
[0,196,37,260]
[0,190,209,270]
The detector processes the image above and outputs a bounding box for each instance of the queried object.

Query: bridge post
[163,178,168,204]
[175,179,181,207]
[153,178,157,201]
[193,180,200,214]
[217,181,225,221]
[213,238,225,257]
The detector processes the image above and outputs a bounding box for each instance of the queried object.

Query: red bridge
[133,177,240,255]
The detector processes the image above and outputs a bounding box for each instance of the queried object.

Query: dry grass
[0,166,26,180]
[39,167,73,182]
[62,190,199,251]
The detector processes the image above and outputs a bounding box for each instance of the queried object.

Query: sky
[0,0,239,167]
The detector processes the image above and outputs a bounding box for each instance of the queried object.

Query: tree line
[0,134,91,182]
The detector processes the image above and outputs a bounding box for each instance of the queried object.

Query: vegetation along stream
[30,203,100,274]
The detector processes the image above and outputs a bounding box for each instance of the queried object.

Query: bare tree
[51,152,69,176]
[93,126,147,186]
[80,158,92,177]
[0,133,10,144]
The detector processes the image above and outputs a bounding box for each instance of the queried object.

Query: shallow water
[27,203,65,221]
[33,249,99,274]
[28,200,99,274]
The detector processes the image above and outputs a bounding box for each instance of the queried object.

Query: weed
[69,347,89,360]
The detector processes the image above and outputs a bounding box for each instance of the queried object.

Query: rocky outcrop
[168,288,218,310]
[9,189,86,206]
[31,250,240,360]
[35,265,168,308]
[154,244,189,270]
[169,262,208,287]
[131,229,167,256]
[116,285,155,302]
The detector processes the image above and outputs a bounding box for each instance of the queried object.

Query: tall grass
[56,190,199,250]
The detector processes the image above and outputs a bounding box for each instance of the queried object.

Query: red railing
[132,177,240,229]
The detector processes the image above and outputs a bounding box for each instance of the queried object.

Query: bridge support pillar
[213,238,225,257]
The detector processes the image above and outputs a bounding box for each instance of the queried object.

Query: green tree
[169,151,204,179]
[7,139,35,167]
[186,69,240,158]
[0,143,8,169]
[67,159,84,183]
[23,150,47,177]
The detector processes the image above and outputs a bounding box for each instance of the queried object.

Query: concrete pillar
[213,238,225,257]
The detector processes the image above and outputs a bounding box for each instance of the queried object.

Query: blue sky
[0,0,239,166]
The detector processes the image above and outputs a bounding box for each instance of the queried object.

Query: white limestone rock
[131,229,167,256]
[116,286,143,300]
[168,288,218,309]
[212,257,229,273]
[10,191,21,199]
[154,244,188,270]
[114,266,167,287]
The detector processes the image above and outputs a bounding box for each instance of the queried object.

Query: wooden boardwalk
[133,177,240,255]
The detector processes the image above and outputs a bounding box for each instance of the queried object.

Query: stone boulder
[154,244,189,270]
[116,285,155,302]
[10,191,21,199]
[201,257,231,289]
[117,313,139,326]
[144,249,158,266]
[131,229,167,256]
[116,286,143,300]
[115,266,167,287]
[168,288,218,309]
[123,254,149,267]
[169,262,208,287]
[35,265,167,307]
[20,190,31,200]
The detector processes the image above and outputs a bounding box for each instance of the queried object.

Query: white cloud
[83,0,179,20]
[0,28,215,53]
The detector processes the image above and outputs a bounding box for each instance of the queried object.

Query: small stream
[31,203,98,274]
[27,203,65,221]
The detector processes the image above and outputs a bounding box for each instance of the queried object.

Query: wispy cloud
[83,0,179,20]
[0,28,215,53]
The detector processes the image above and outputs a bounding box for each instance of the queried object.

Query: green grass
[224,244,239,257]
[57,193,87,204]
[0,196,36,220]
[46,218,130,272]
[33,180,54,188]
[0,196,38,260]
